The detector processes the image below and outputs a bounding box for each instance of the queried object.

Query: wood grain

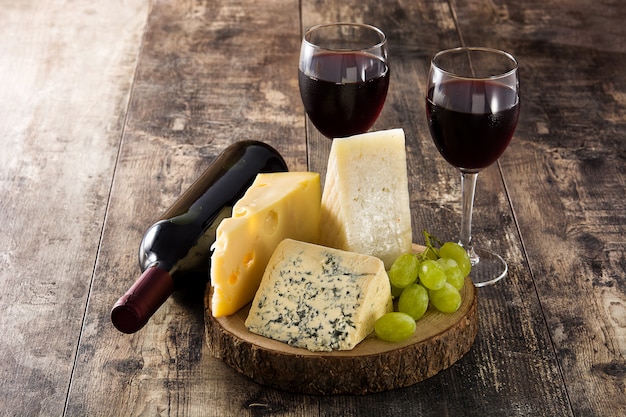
[62,0,576,415]
[305,0,571,414]
[452,0,626,415]
[0,1,149,415]
[1,0,624,415]
[64,0,310,415]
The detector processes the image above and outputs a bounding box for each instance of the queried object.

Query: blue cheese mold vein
[245,239,393,352]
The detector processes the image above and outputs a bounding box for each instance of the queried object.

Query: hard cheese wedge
[245,239,393,352]
[210,172,321,317]
[319,128,412,269]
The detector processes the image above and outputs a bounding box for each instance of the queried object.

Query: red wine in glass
[299,51,389,138]
[426,80,520,172]
[425,47,520,287]
[299,23,389,139]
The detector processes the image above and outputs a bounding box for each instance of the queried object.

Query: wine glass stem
[459,171,479,265]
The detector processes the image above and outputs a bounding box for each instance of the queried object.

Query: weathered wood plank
[452,0,626,416]
[0,1,149,415]
[65,0,315,415]
[302,2,572,416]
[56,0,624,416]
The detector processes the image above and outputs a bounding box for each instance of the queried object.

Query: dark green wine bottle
[111,141,288,333]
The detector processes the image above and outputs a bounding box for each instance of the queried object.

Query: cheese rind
[319,128,412,269]
[210,172,321,317]
[245,239,393,352]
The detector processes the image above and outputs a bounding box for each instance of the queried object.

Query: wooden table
[1,0,624,415]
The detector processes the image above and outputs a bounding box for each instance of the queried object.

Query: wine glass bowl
[426,47,520,287]
[298,23,389,138]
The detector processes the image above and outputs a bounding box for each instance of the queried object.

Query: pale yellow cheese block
[319,128,412,269]
[210,172,321,317]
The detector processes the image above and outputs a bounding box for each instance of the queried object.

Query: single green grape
[398,284,429,320]
[387,253,419,289]
[429,282,462,313]
[418,259,446,290]
[439,242,471,277]
[374,312,416,342]
[437,257,465,290]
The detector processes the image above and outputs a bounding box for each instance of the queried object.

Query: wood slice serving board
[204,245,478,395]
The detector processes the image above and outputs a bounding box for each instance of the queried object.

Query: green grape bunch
[375,230,471,343]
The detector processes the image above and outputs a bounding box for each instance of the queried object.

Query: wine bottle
[111,140,288,333]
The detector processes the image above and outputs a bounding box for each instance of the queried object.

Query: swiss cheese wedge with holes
[210,172,321,317]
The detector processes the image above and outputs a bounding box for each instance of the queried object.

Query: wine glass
[425,47,520,287]
[298,23,389,139]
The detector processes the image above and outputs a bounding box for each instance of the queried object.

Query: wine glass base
[468,247,508,287]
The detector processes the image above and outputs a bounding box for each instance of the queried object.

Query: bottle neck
[110,266,175,333]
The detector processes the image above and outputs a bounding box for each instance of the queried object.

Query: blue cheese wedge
[319,128,412,269]
[245,239,393,352]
